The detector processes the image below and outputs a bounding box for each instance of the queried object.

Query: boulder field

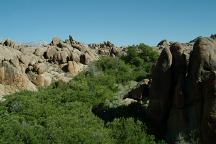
[0,37,124,99]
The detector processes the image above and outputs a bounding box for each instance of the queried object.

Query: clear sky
[0,0,215,46]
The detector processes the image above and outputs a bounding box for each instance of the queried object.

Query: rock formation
[0,36,122,100]
[146,37,216,144]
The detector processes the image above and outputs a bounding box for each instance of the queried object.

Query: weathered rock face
[166,43,188,140]
[0,36,123,99]
[187,38,216,144]
[67,61,83,75]
[147,37,216,143]
[0,45,22,60]
[0,60,37,97]
[147,46,174,137]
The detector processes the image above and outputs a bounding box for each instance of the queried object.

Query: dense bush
[121,44,159,81]
[0,44,162,144]
[107,118,161,144]
[122,43,158,66]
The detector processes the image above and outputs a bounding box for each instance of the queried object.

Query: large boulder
[34,47,48,57]
[32,73,52,87]
[45,47,72,64]
[20,47,35,55]
[19,54,32,67]
[0,61,36,92]
[71,49,81,62]
[34,63,47,74]
[67,61,83,75]
[0,46,22,61]
[50,37,63,48]
[166,43,188,140]
[110,47,119,57]
[80,51,96,65]
[147,37,216,143]
[19,54,42,70]
[45,47,58,60]
[80,53,90,65]
[186,37,216,144]
[147,47,173,136]
[59,49,71,63]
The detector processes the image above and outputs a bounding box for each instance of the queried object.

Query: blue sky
[0,0,215,46]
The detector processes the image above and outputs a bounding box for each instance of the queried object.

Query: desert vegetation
[0,44,166,144]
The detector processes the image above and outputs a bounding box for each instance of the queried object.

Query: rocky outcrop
[89,41,124,57]
[147,37,216,143]
[0,60,37,96]
[187,38,216,144]
[0,45,22,60]
[2,39,18,49]
[50,37,64,48]
[0,36,123,99]
[147,46,174,138]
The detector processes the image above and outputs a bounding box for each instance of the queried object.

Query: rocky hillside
[0,36,124,99]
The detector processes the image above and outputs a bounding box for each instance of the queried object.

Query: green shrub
[0,44,162,144]
[107,118,156,144]
[121,43,159,80]
[122,44,158,66]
